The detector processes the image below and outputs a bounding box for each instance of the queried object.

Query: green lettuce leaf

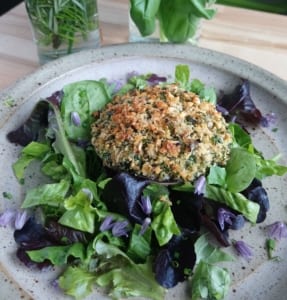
[151,201,181,246]
[59,189,99,233]
[190,261,231,300]
[194,234,234,265]
[13,141,51,182]
[175,64,190,89]
[127,224,152,262]
[255,154,287,179]
[27,243,86,266]
[93,240,165,300]
[21,179,70,208]
[205,184,260,223]
[59,266,96,300]
[189,234,233,300]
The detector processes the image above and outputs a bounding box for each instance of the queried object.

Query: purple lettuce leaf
[14,217,89,269]
[154,229,198,288]
[45,220,89,244]
[169,190,202,232]
[6,101,50,146]
[218,80,263,125]
[242,178,269,223]
[102,172,150,224]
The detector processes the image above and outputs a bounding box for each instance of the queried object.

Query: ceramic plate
[0,43,287,300]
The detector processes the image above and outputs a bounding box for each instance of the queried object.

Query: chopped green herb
[2,192,13,200]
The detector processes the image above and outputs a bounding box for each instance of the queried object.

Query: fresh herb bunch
[25,0,98,53]
[130,0,216,43]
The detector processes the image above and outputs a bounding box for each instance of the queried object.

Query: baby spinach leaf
[61,80,111,141]
[225,148,256,193]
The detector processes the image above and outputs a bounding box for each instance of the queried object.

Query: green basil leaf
[130,0,161,36]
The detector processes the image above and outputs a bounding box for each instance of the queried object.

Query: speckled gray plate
[0,43,287,300]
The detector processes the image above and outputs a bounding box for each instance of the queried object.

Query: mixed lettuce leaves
[5,65,287,300]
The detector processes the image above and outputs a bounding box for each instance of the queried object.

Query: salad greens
[130,0,216,43]
[4,64,287,300]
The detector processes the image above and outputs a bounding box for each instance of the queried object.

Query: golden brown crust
[91,84,232,182]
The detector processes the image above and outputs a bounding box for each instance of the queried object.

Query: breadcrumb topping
[91,84,232,182]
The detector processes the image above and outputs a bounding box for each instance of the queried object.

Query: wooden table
[0,0,286,92]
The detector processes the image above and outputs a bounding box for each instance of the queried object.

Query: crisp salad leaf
[13,141,51,182]
[59,190,99,233]
[144,183,181,246]
[189,235,233,300]
[190,261,231,300]
[59,266,96,300]
[27,243,86,266]
[255,154,287,179]
[205,184,260,223]
[194,234,234,265]
[21,179,70,208]
[61,80,111,141]
[175,64,190,88]
[127,224,152,262]
[93,240,165,300]
[151,200,181,246]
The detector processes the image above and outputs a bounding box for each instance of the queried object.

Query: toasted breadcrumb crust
[91,84,232,182]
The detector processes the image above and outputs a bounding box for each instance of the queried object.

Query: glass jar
[25,0,101,64]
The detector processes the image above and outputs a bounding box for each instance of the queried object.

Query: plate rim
[1,43,287,102]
